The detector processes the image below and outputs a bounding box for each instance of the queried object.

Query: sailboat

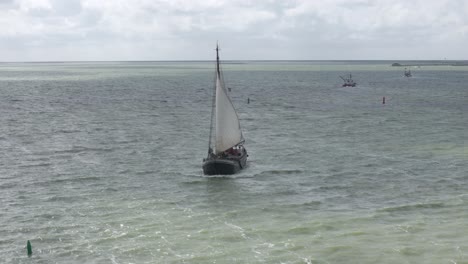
[340,74,356,87]
[202,44,248,175]
[404,67,412,77]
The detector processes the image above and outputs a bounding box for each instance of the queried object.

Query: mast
[207,45,219,156]
[216,44,221,77]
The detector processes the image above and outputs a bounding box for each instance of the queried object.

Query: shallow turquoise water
[0,61,467,263]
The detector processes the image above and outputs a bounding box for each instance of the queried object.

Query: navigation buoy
[27,240,32,256]
[382,96,386,105]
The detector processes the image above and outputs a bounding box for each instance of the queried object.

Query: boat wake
[253,169,304,177]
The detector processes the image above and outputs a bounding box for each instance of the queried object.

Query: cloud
[0,0,467,60]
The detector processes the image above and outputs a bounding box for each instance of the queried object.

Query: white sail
[214,74,242,154]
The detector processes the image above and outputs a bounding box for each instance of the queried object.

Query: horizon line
[1,59,467,63]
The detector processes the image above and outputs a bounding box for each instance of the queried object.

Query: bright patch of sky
[0,0,467,61]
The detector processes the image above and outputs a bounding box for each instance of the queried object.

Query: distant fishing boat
[202,44,248,175]
[404,68,412,77]
[340,74,356,87]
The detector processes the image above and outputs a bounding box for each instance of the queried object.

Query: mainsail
[214,75,242,154]
[213,46,243,154]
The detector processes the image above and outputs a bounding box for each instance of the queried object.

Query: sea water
[0,61,467,263]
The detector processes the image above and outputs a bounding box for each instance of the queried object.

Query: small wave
[135,170,156,175]
[340,231,367,237]
[18,162,52,168]
[161,171,185,177]
[69,176,101,182]
[276,189,299,196]
[103,187,119,192]
[325,245,353,254]
[284,105,297,109]
[288,226,315,235]
[255,169,304,176]
[113,139,139,144]
[45,195,80,202]
[45,176,101,185]
[318,185,349,191]
[54,129,82,134]
[201,174,238,180]
[36,213,62,220]
[181,179,206,185]
[54,146,114,154]
[0,182,17,189]
[302,201,321,207]
[379,202,445,212]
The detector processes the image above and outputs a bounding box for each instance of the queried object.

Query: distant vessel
[404,68,412,77]
[340,74,356,87]
[202,44,248,175]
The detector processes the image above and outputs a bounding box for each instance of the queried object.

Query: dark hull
[203,154,247,175]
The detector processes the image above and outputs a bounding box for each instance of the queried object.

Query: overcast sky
[0,0,467,61]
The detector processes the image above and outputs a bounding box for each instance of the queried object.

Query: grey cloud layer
[1,0,467,60]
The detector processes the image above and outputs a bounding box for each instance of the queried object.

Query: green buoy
[27,240,32,256]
